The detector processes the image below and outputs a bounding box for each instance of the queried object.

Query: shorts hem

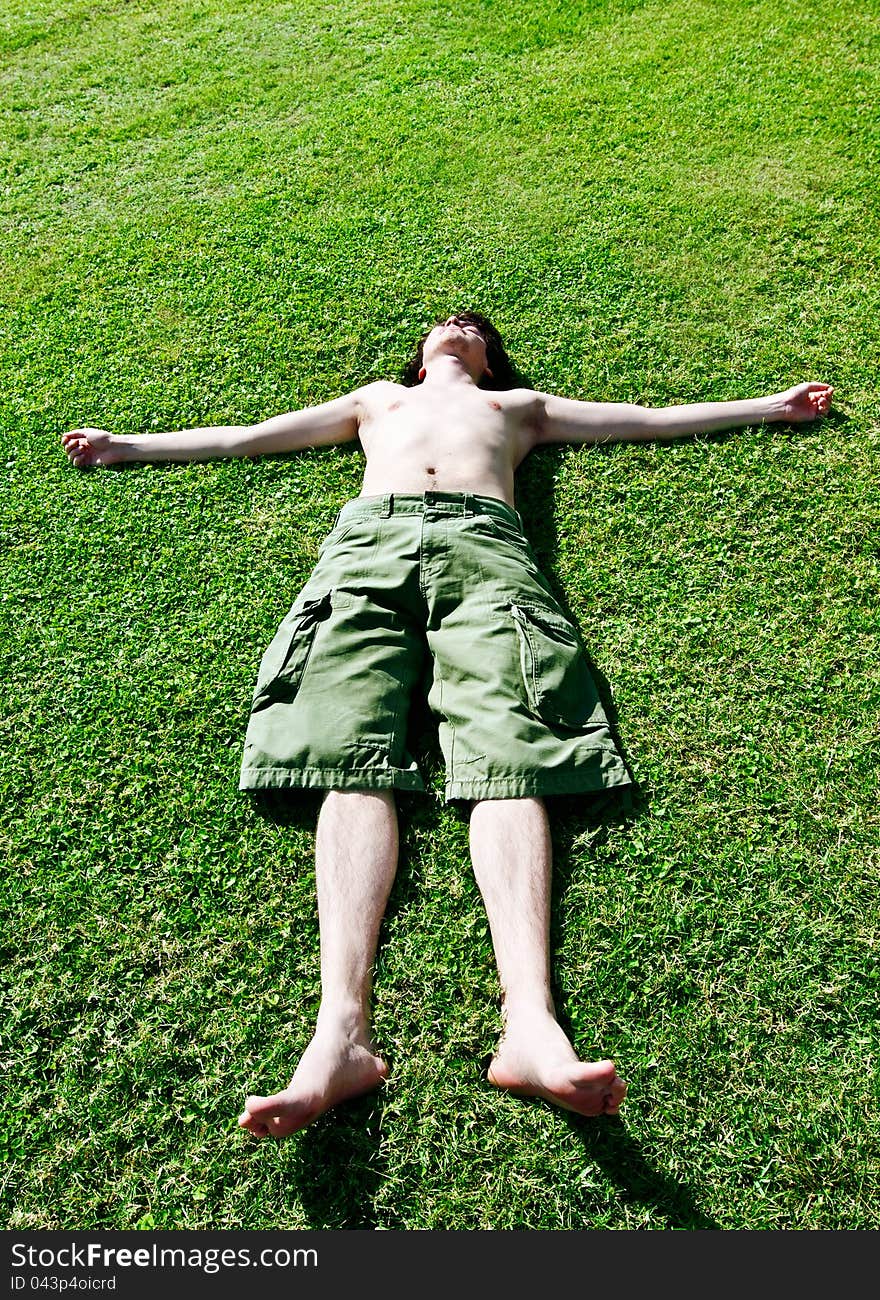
[239,765,426,793]
[444,774,633,802]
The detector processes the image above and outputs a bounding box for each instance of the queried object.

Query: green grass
[2,0,878,1230]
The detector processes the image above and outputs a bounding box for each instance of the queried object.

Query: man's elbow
[585,403,657,444]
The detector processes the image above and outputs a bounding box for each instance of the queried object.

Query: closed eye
[453,319,485,339]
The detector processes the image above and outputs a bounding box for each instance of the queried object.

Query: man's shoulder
[356,379,405,396]
[495,385,540,407]
[352,379,405,408]
[494,386,544,427]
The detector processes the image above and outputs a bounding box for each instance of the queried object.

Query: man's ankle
[314,1001,372,1042]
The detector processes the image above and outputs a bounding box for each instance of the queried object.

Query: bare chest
[358,387,530,470]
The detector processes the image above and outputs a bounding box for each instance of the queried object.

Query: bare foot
[61,428,121,469]
[238,1032,388,1138]
[487,1013,627,1118]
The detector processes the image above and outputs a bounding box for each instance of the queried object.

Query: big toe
[569,1059,619,1089]
[551,1061,626,1115]
[238,1092,313,1139]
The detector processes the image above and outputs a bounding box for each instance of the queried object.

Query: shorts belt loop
[379,494,393,518]
[463,492,475,516]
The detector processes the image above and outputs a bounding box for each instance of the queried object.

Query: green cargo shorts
[239,492,631,801]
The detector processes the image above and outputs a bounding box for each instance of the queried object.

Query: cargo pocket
[251,593,333,712]
[510,602,596,728]
[470,514,532,554]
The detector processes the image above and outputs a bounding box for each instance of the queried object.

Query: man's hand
[61,428,123,469]
[776,382,834,423]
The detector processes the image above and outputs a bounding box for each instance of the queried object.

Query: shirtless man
[61,313,833,1137]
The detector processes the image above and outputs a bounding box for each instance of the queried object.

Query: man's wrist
[762,394,788,423]
[111,435,140,462]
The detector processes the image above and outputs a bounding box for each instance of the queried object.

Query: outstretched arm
[533,382,834,446]
[61,387,368,468]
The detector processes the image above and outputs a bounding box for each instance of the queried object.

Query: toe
[242,1092,280,1120]
[603,1079,628,1114]
[569,1060,618,1089]
[238,1115,268,1137]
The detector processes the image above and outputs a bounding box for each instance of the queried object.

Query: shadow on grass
[516,445,641,796]
[293,1098,387,1230]
[245,787,325,831]
[565,1114,721,1230]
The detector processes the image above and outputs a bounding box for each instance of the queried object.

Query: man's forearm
[113,426,249,462]
[645,394,780,440]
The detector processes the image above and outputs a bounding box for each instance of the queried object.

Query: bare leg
[469,797,626,1117]
[239,789,397,1138]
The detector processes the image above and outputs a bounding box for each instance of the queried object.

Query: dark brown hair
[401,312,518,390]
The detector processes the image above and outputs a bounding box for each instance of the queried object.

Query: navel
[425,466,436,475]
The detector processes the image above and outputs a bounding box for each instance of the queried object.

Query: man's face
[421,316,490,379]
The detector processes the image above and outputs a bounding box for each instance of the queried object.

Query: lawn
[1,0,878,1230]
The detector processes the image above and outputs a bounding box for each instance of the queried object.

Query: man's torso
[353,380,542,507]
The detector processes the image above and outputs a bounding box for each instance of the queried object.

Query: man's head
[402,312,517,390]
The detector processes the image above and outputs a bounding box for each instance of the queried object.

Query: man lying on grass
[62,313,833,1136]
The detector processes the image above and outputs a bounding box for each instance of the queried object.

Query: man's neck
[420,356,481,388]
